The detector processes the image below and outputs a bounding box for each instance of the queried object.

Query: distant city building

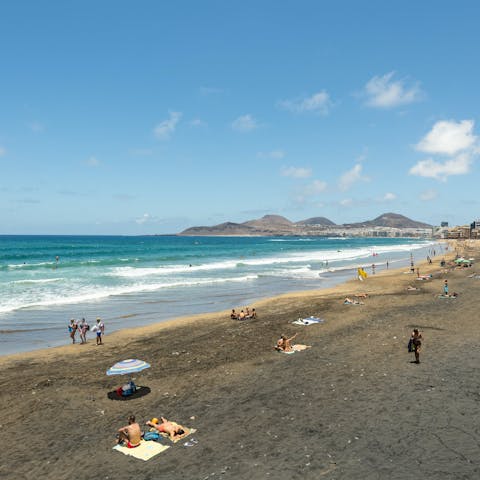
[441,221,449,227]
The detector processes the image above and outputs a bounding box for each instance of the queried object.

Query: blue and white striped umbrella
[106,358,151,376]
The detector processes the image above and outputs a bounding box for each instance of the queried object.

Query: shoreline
[0,244,454,365]
[2,240,479,479]
[0,240,444,357]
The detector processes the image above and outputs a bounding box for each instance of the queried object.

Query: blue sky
[1,0,479,234]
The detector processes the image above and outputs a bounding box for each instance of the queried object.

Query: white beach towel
[293,316,324,326]
[113,440,169,461]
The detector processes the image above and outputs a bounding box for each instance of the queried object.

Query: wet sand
[1,241,479,480]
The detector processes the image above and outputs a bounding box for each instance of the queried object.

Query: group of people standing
[68,317,105,345]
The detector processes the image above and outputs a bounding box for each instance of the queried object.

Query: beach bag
[407,338,414,352]
[144,431,160,441]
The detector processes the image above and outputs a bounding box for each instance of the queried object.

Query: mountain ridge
[179,212,432,236]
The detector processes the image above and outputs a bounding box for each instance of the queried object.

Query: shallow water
[0,235,444,355]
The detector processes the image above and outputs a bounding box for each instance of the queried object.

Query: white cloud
[364,72,422,108]
[129,148,153,156]
[199,86,224,96]
[0,146,6,157]
[281,166,312,178]
[190,118,207,127]
[85,156,100,167]
[419,189,438,201]
[340,198,353,207]
[382,192,396,201]
[154,111,182,140]
[416,119,477,155]
[278,90,332,115]
[135,213,155,225]
[29,121,45,133]
[304,180,327,195]
[257,150,285,159]
[409,153,472,181]
[338,164,370,191]
[231,114,259,132]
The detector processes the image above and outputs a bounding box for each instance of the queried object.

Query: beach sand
[1,241,479,479]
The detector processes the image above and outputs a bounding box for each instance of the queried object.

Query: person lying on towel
[117,415,142,448]
[146,417,185,441]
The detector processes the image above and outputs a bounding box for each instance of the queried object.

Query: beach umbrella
[106,358,150,376]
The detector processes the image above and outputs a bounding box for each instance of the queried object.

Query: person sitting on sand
[274,333,298,352]
[230,309,238,320]
[116,380,137,397]
[117,415,142,448]
[238,310,246,320]
[411,329,423,364]
[251,308,257,319]
[146,417,185,441]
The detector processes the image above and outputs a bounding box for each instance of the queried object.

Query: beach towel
[158,427,196,444]
[292,344,311,351]
[293,316,324,326]
[280,344,311,353]
[437,294,457,299]
[113,440,169,461]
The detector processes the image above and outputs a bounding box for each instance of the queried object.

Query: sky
[1,0,480,235]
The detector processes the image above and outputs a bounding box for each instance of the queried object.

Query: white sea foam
[8,262,52,269]
[11,278,63,285]
[0,274,258,314]
[106,241,434,279]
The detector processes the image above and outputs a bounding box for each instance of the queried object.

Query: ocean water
[0,235,444,355]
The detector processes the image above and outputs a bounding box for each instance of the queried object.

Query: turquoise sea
[0,235,444,355]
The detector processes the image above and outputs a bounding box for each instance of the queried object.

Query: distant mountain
[179,222,256,236]
[296,216,336,226]
[179,212,432,236]
[243,215,294,228]
[343,213,432,229]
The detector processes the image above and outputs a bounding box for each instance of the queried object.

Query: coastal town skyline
[1,1,480,235]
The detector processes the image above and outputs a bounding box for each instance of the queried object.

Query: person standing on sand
[444,279,449,295]
[68,319,77,344]
[92,318,105,345]
[411,328,423,364]
[79,318,88,344]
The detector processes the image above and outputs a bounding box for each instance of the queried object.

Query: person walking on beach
[443,279,449,296]
[79,318,89,344]
[68,319,78,344]
[410,328,423,364]
[92,317,105,345]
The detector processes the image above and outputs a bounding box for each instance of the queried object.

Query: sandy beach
[1,240,479,480]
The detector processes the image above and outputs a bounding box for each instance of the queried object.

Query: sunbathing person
[406,285,419,291]
[146,417,185,441]
[344,297,363,305]
[274,333,298,352]
[354,293,368,298]
[117,415,142,448]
